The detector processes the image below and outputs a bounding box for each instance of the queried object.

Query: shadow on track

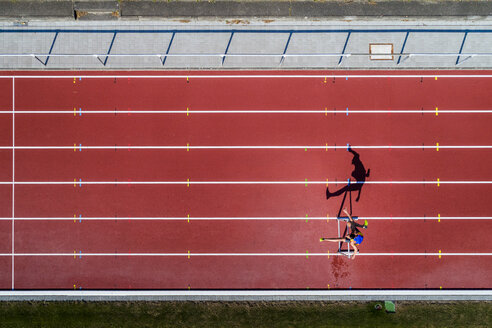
[326,146,370,202]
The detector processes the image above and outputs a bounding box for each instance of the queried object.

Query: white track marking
[1,109,492,114]
[11,77,14,290]
[0,252,489,257]
[0,216,491,221]
[1,145,492,150]
[2,74,492,79]
[0,180,491,185]
[0,290,489,298]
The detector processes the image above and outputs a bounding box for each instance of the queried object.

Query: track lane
[12,184,492,218]
[0,78,13,110]
[12,255,492,289]
[13,114,492,147]
[13,217,492,254]
[0,221,11,253]
[0,117,12,147]
[0,151,12,182]
[13,73,492,111]
[0,186,11,218]
[0,257,11,289]
[13,149,492,182]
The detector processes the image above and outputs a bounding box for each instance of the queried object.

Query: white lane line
[0,252,490,257]
[2,74,492,79]
[11,77,15,290]
[0,289,492,301]
[0,290,489,298]
[0,180,491,185]
[1,109,492,114]
[1,145,492,150]
[1,216,491,221]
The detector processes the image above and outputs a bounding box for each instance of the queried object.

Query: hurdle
[335,187,359,258]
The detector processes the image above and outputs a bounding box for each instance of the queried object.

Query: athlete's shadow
[326,147,370,202]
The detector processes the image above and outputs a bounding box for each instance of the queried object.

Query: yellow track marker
[439,250,442,259]
[327,250,330,258]
[188,285,191,290]
[325,143,328,151]
[435,77,438,80]
[188,250,190,259]
[327,214,329,223]
[74,214,76,223]
[305,178,308,187]
[436,142,439,151]
[305,214,308,222]
[306,250,309,259]
[438,213,440,223]
[186,143,189,152]
[440,286,443,290]
[73,107,76,116]
[187,178,190,187]
[73,77,76,84]
[187,77,189,83]
[437,178,440,187]
[74,250,76,259]
[74,284,76,289]
[186,107,189,116]
[74,143,76,152]
[74,178,76,187]
[327,284,330,289]
[187,214,190,223]
[324,77,327,83]
[325,107,327,116]
[435,107,438,116]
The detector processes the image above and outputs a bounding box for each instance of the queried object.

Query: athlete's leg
[351,219,368,229]
[327,185,348,198]
[347,218,363,228]
[352,221,365,228]
[320,237,345,242]
[327,184,360,199]
[355,188,362,202]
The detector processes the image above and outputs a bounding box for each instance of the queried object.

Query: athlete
[320,208,367,260]
[326,146,370,202]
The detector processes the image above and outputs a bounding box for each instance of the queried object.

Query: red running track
[0,70,491,290]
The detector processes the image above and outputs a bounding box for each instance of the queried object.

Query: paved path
[2,19,492,69]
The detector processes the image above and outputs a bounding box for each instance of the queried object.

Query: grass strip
[0,301,490,328]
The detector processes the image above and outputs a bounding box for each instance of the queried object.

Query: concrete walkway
[1,18,492,69]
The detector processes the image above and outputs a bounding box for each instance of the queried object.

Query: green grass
[0,301,490,328]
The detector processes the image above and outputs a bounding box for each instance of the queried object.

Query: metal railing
[0,52,489,66]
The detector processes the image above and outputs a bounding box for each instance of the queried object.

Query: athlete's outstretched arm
[347,146,356,155]
[343,208,353,221]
